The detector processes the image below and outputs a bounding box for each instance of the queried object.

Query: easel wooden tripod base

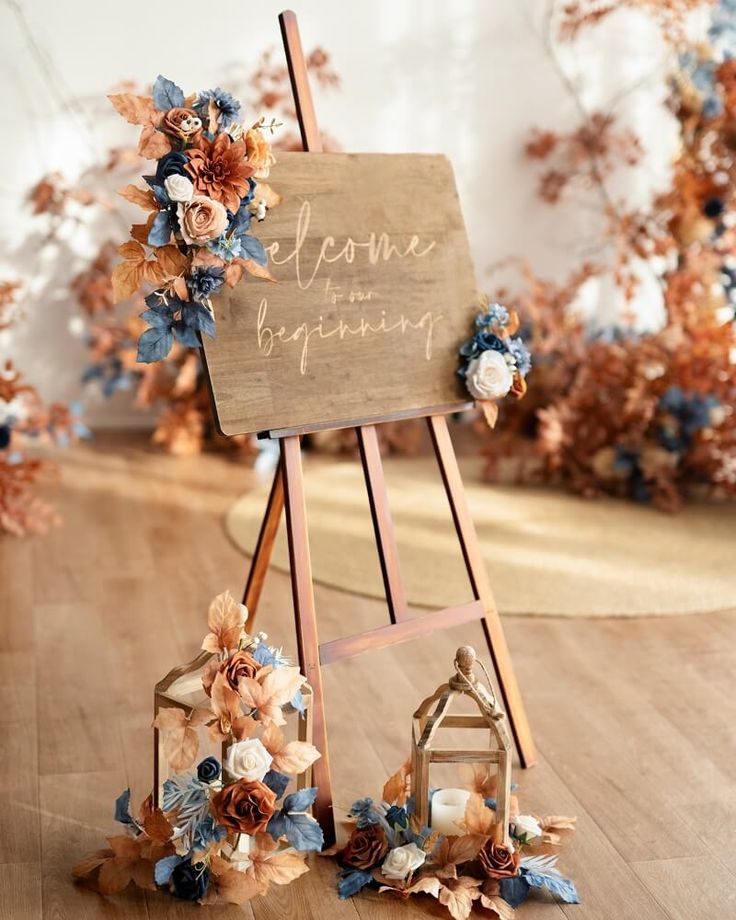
[242,412,536,843]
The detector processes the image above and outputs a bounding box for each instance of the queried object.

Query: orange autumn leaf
[214,866,266,903]
[461,793,497,835]
[238,666,305,728]
[382,758,411,806]
[108,93,157,126]
[202,590,246,654]
[138,125,173,160]
[209,670,243,742]
[152,706,210,772]
[260,722,321,774]
[431,834,489,879]
[253,181,282,209]
[249,834,309,889]
[155,245,189,279]
[117,184,159,211]
[438,876,482,920]
[242,259,277,282]
[130,213,156,244]
[111,240,146,302]
[459,764,498,799]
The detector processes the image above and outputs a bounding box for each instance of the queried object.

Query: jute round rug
[225,456,736,617]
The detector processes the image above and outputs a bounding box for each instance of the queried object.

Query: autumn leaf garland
[109,75,281,363]
[73,589,322,906]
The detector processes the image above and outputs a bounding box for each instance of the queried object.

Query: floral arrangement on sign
[73,590,323,905]
[108,75,280,364]
[458,300,532,428]
[335,761,578,919]
[26,50,340,455]
[480,0,736,510]
[1,282,89,536]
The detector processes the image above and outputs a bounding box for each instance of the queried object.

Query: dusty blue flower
[475,303,510,329]
[196,88,241,127]
[188,267,225,302]
[507,337,532,377]
[659,387,719,436]
[385,805,408,830]
[171,860,209,901]
[208,233,243,261]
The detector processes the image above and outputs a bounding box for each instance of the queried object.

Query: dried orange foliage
[483,0,736,510]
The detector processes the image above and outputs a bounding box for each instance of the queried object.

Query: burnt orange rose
[211,779,276,834]
[185,134,254,213]
[162,107,203,142]
[478,841,519,879]
[340,824,388,870]
[221,650,260,691]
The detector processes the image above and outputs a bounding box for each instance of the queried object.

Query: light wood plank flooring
[1,432,735,919]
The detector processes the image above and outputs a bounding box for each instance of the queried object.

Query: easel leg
[242,459,284,631]
[280,435,335,843]
[427,415,536,768]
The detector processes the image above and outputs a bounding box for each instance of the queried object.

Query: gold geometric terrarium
[411,645,512,844]
[153,648,314,807]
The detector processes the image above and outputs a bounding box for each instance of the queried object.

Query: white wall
[0,0,678,424]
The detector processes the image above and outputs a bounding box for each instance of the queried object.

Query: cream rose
[511,814,543,841]
[381,842,426,881]
[465,349,513,400]
[177,195,228,245]
[164,174,194,203]
[224,738,273,782]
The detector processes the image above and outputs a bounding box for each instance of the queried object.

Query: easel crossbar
[319,600,484,664]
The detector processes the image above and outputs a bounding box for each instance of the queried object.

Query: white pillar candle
[430,788,471,836]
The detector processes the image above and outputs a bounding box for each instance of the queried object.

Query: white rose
[465,349,513,400]
[224,738,273,782]
[511,814,543,841]
[164,174,194,203]
[381,842,426,880]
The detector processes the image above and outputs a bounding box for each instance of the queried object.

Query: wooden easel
[241,11,536,845]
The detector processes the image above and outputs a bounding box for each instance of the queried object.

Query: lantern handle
[452,647,504,720]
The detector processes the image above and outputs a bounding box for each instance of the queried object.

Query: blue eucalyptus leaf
[137,326,173,363]
[290,689,306,715]
[151,184,169,206]
[267,809,324,852]
[523,871,580,904]
[140,308,174,328]
[114,788,133,826]
[172,322,200,348]
[499,875,530,908]
[239,234,267,266]
[263,769,290,798]
[181,302,215,337]
[152,75,185,111]
[282,787,318,813]
[337,868,373,900]
[154,854,184,886]
[148,210,172,247]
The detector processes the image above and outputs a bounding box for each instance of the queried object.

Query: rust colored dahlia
[185,134,254,213]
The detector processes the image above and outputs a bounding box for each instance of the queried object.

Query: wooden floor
[2,432,735,920]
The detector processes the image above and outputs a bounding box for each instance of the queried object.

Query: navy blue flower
[196,756,221,783]
[154,152,189,186]
[659,387,718,437]
[196,88,241,127]
[0,424,11,450]
[385,805,408,830]
[188,267,225,302]
[474,331,507,353]
[507,337,532,377]
[171,860,209,901]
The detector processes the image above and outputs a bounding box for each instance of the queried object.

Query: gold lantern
[153,649,314,807]
[411,645,511,844]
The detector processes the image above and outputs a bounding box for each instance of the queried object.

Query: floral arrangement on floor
[479,0,736,510]
[334,761,578,919]
[109,75,281,364]
[458,300,532,428]
[73,590,323,905]
[1,282,89,536]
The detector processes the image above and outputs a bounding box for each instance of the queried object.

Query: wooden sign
[202,151,478,436]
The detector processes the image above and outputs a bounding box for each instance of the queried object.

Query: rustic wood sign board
[202,151,478,435]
